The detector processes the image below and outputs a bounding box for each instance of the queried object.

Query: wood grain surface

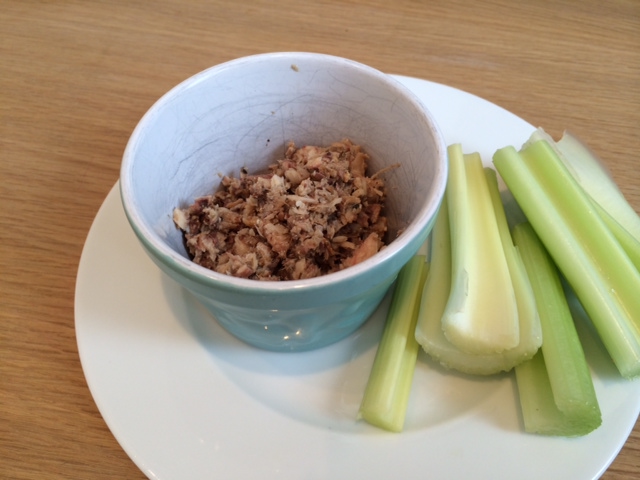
[2,1,639,478]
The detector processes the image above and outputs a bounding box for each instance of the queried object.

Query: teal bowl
[120,52,447,351]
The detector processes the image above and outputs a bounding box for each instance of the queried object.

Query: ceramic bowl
[120,52,447,351]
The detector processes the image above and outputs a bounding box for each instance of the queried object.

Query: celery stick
[415,190,539,375]
[358,255,428,432]
[494,142,640,378]
[513,222,601,435]
[442,145,519,354]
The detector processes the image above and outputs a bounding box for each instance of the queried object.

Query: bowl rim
[120,51,448,295]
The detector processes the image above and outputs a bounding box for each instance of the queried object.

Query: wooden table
[2,1,639,478]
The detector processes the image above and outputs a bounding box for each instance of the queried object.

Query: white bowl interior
[123,53,445,275]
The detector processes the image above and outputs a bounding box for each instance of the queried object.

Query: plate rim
[75,75,640,480]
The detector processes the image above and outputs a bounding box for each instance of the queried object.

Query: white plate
[75,75,640,480]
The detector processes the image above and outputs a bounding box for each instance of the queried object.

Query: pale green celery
[441,145,519,354]
[527,128,640,242]
[493,141,640,378]
[513,222,601,436]
[415,191,540,375]
[358,255,428,432]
